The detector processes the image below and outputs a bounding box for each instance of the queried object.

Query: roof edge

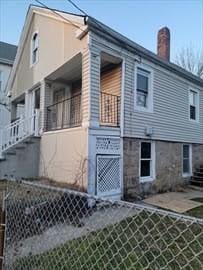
[87,16,203,87]
[0,58,14,66]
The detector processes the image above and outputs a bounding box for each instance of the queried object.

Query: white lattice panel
[96,137,120,155]
[97,155,121,197]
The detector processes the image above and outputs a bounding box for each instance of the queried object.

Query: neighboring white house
[0,41,17,128]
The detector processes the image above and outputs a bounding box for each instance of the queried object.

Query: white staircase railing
[0,109,40,158]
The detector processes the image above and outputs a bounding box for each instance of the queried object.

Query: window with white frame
[135,65,153,112]
[189,89,199,121]
[140,141,155,181]
[182,144,192,176]
[31,32,39,65]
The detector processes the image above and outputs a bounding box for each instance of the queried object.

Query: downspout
[120,59,125,138]
[120,58,125,198]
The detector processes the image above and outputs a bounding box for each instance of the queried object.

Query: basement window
[140,141,155,182]
[182,144,192,176]
[135,64,153,112]
[189,89,199,122]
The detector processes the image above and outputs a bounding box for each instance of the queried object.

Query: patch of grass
[185,198,203,219]
[186,205,203,219]
[191,198,203,203]
[11,213,203,270]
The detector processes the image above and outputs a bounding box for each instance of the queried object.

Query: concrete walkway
[143,186,203,213]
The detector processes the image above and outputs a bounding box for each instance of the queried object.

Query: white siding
[0,63,12,128]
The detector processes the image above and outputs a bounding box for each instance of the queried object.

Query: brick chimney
[157,27,170,61]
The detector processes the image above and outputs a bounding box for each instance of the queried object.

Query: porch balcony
[44,52,122,132]
[100,92,120,127]
[46,91,120,131]
[46,93,82,131]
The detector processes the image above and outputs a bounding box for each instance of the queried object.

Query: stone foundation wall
[193,144,203,169]
[123,138,203,199]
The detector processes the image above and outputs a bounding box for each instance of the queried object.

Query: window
[189,89,199,121]
[0,71,3,92]
[34,89,40,109]
[182,144,192,176]
[140,142,155,182]
[31,32,39,65]
[135,64,153,112]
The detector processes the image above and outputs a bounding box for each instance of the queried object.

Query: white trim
[182,144,193,177]
[30,30,39,68]
[43,126,83,136]
[134,62,154,113]
[120,58,125,138]
[188,87,200,123]
[139,140,155,183]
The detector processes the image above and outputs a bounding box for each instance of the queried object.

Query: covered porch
[44,51,122,132]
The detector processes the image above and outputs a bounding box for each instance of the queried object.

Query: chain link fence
[3,181,203,270]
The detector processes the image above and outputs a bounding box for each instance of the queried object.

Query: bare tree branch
[175,47,203,78]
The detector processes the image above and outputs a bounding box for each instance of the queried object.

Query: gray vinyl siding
[123,57,203,143]
[81,48,90,123]
[89,32,203,144]
[89,43,101,123]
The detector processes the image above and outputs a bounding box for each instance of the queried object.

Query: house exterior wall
[123,138,191,199]
[0,138,40,179]
[192,144,203,168]
[0,63,12,128]
[90,32,203,144]
[124,57,203,143]
[39,127,88,190]
[11,12,88,100]
[0,63,12,94]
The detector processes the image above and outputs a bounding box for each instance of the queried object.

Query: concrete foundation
[0,138,40,180]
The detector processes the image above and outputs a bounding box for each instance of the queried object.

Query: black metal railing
[46,94,82,131]
[100,92,120,127]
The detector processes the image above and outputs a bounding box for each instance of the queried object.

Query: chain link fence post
[0,191,6,270]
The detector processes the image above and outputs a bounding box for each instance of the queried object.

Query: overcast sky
[0,0,202,62]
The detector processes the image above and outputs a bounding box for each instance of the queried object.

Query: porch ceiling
[46,53,82,83]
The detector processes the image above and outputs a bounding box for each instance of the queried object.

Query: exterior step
[195,168,203,174]
[15,144,26,150]
[194,172,203,178]
[24,140,35,145]
[6,151,16,156]
[190,179,203,187]
[191,176,203,183]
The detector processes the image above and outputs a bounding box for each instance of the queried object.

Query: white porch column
[82,48,101,128]
[24,90,29,116]
[40,80,52,133]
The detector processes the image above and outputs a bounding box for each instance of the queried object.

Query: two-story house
[0,5,202,199]
[0,41,17,129]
